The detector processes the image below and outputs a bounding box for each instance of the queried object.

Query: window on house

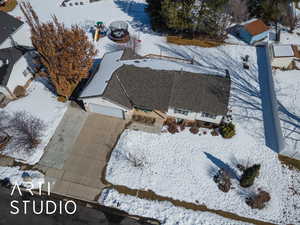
[201,112,217,119]
[174,108,189,116]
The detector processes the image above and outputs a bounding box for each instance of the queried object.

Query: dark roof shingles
[0,11,23,45]
[103,65,231,115]
[0,47,24,86]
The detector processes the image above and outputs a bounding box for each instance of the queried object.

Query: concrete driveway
[37,107,127,202]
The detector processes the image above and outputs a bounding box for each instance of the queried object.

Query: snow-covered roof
[273,45,295,57]
[80,49,227,98]
[79,50,124,98]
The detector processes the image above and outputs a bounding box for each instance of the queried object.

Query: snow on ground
[0,166,44,189]
[100,189,252,225]
[3,0,299,223]
[104,43,300,224]
[274,69,300,159]
[1,81,67,164]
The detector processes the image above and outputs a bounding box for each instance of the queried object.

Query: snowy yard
[2,0,299,223]
[274,70,300,159]
[1,81,67,164]
[0,166,44,189]
[103,44,300,224]
[100,189,253,225]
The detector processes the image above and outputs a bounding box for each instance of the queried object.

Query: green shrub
[240,164,261,188]
[219,122,236,138]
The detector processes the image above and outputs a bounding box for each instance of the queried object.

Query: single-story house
[79,49,231,125]
[235,19,270,45]
[270,44,300,69]
[0,11,23,47]
[0,47,34,100]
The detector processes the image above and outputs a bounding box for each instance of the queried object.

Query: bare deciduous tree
[10,111,46,152]
[228,0,249,23]
[20,2,97,98]
[282,4,300,33]
[0,111,10,129]
[125,151,146,168]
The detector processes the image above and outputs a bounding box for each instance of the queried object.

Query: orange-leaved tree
[20,2,97,98]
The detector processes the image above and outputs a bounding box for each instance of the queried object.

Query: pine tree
[20,2,97,98]
[240,164,261,188]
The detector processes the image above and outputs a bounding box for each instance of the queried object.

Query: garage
[88,103,125,119]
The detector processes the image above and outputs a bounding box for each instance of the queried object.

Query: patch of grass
[167,36,224,48]
[278,154,300,171]
[0,0,17,12]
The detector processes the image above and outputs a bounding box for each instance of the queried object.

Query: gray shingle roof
[102,65,231,115]
[0,11,23,46]
[0,47,24,86]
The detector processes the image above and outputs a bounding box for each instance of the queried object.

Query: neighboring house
[235,19,270,44]
[270,44,300,69]
[0,47,33,99]
[79,49,231,126]
[0,11,23,47]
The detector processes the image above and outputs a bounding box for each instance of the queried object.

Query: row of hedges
[167,36,224,48]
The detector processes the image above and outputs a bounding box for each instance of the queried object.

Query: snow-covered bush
[10,111,46,152]
[125,152,146,168]
[213,168,232,192]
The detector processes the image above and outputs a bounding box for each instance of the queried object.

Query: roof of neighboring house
[102,64,231,115]
[0,47,24,86]
[0,12,23,46]
[272,45,295,58]
[242,19,269,36]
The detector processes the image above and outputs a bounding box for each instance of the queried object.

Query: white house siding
[0,86,10,96]
[6,56,32,92]
[166,108,223,124]
[272,57,294,68]
[82,97,129,119]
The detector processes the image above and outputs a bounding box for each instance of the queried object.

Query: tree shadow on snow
[204,152,239,180]
[156,44,300,154]
[113,0,153,34]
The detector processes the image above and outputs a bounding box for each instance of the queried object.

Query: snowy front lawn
[0,81,67,165]
[274,70,300,159]
[104,44,300,224]
[0,166,44,189]
[100,188,252,225]
[105,128,299,224]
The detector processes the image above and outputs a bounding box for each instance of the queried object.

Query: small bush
[219,122,236,138]
[240,164,261,188]
[10,111,46,152]
[189,126,199,134]
[13,86,26,98]
[167,123,179,134]
[0,131,10,150]
[246,190,271,209]
[211,130,219,136]
[125,152,145,168]
[213,169,231,192]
